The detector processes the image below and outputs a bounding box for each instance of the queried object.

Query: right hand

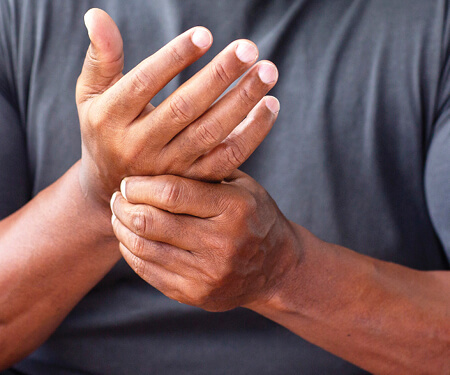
[76,8,279,206]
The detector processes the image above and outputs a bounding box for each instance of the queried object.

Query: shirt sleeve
[0,0,32,219]
[424,5,450,264]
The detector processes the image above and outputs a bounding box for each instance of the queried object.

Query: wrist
[78,151,119,209]
[244,218,308,314]
[246,221,339,321]
[75,159,117,241]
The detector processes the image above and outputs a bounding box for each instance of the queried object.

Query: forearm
[250,223,450,375]
[0,161,120,369]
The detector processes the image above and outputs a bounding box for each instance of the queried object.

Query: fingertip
[78,8,124,103]
[83,8,123,58]
[191,27,213,49]
[265,96,280,115]
[83,9,95,36]
[84,8,109,40]
[235,40,259,64]
[258,61,278,85]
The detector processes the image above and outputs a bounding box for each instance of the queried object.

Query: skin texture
[1,8,448,374]
[77,9,279,207]
[0,9,279,368]
[111,172,450,375]
[111,171,294,311]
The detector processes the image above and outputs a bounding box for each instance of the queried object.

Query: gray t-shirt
[0,0,449,374]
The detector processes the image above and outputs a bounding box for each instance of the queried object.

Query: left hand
[110,170,298,311]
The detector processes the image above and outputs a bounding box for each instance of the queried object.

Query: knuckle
[86,46,102,66]
[189,286,211,307]
[204,235,227,255]
[169,94,196,124]
[131,234,146,257]
[163,154,188,175]
[236,192,258,217]
[86,47,124,80]
[165,44,186,66]
[210,62,231,85]
[130,66,156,96]
[84,102,120,134]
[238,87,258,106]
[253,182,268,201]
[160,178,184,211]
[202,163,227,182]
[130,251,147,276]
[223,141,247,169]
[247,194,259,215]
[194,117,224,147]
[130,208,150,237]
[87,106,108,130]
[220,237,238,257]
[121,143,147,172]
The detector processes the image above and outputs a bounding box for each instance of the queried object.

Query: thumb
[76,8,124,104]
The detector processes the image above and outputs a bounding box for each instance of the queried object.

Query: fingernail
[235,42,258,63]
[265,97,280,114]
[84,9,94,36]
[110,191,119,214]
[258,63,278,84]
[192,27,212,49]
[111,213,117,226]
[120,178,128,201]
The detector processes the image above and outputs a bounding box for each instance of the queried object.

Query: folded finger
[111,191,212,249]
[112,214,193,266]
[116,175,229,218]
[119,241,187,301]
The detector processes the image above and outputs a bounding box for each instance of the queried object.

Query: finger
[76,8,124,104]
[139,39,259,143]
[117,175,228,217]
[111,191,210,250]
[119,242,186,302]
[86,27,213,125]
[112,214,193,267]
[224,169,249,182]
[186,96,279,180]
[165,61,278,166]
[114,217,218,295]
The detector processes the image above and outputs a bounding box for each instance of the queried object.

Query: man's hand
[110,171,297,311]
[76,9,279,207]
[110,172,450,374]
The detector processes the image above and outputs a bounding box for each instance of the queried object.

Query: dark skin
[0,9,278,368]
[111,172,450,375]
[77,10,279,204]
[101,9,448,375]
[1,8,448,374]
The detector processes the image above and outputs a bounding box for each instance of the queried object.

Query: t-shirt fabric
[0,0,449,374]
